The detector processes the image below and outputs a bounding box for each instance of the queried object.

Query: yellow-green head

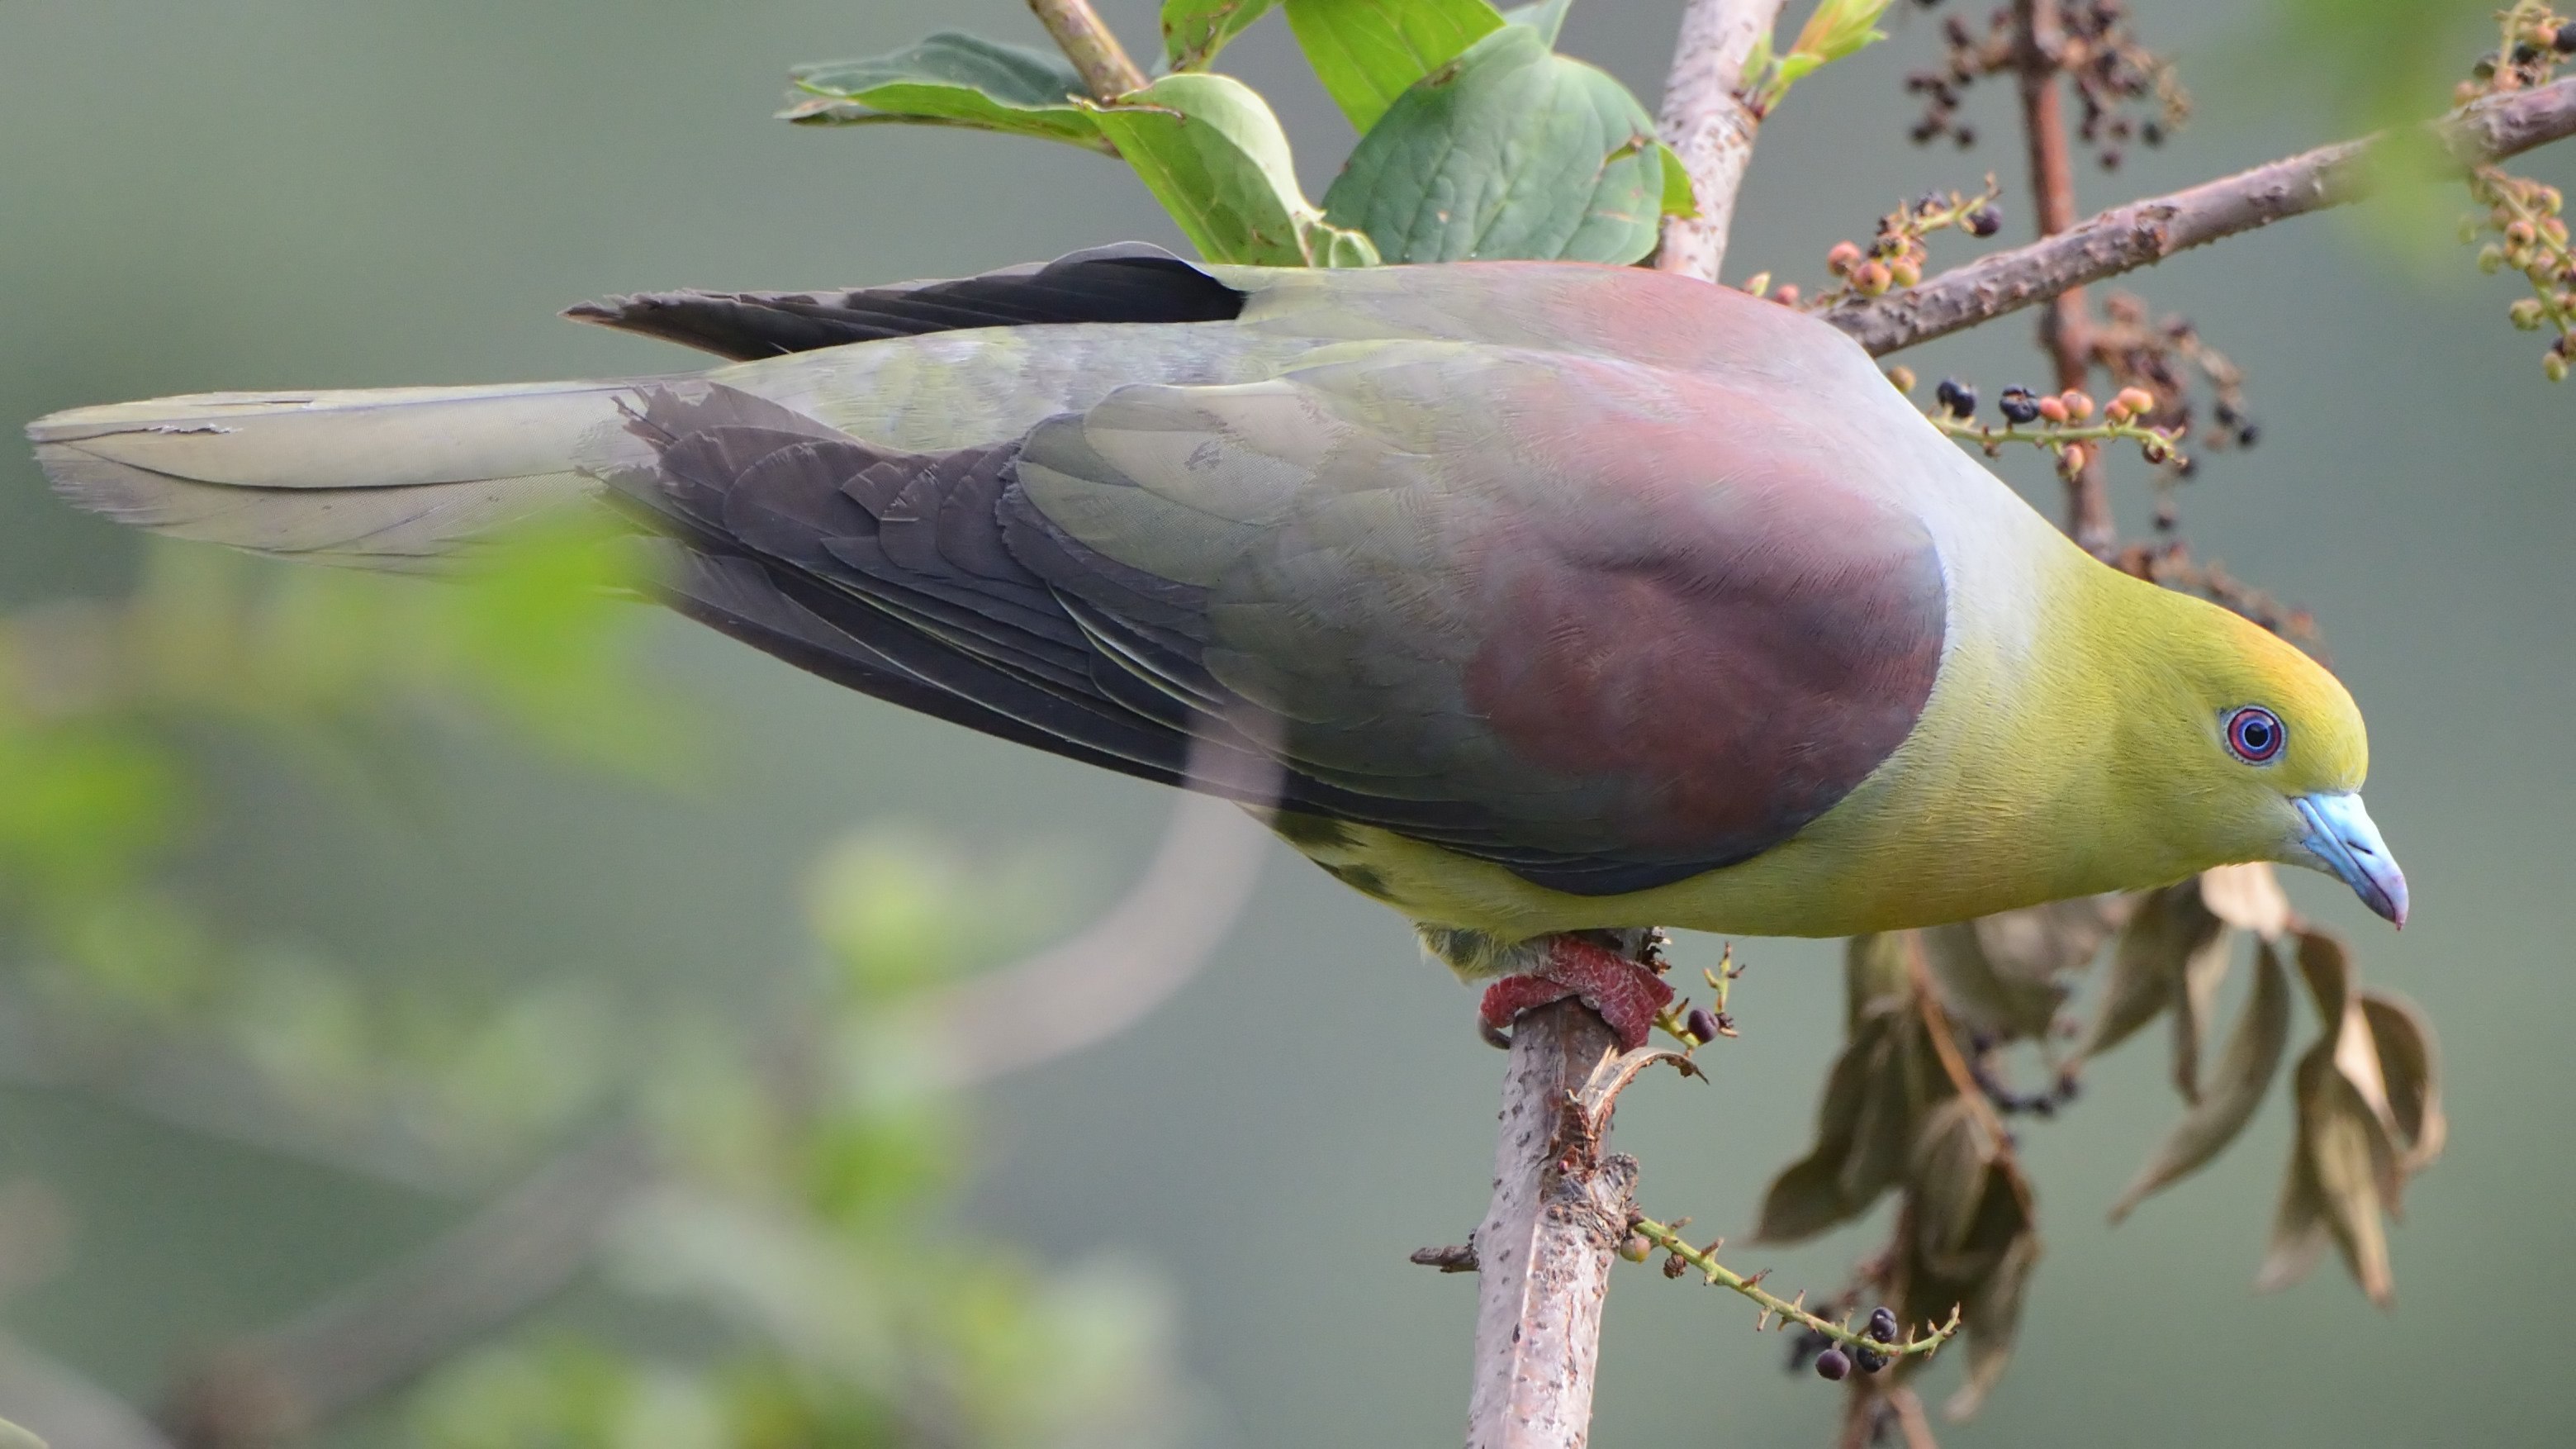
[2069,564,2404,924]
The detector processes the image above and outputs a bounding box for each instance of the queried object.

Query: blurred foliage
[411,831,1188,1449]
[0,532,1178,1447]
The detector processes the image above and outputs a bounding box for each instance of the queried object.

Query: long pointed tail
[27,379,649,571]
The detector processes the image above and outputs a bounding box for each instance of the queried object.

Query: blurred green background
[1,0,2570,1444]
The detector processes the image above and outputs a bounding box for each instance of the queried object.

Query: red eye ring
[2225,705,2284,764]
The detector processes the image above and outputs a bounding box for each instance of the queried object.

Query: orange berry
[2036,395,2069,423]
[1772,283,1802,306]
[2064,390,2097,420]
[1827,241,1863,276]
[1853,261,1891,295]
[2115,386,2156,418]
[1890,258,1922,287]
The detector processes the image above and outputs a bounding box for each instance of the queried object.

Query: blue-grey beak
[2292,792,2408,927]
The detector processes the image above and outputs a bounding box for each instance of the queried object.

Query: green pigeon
[26,246,2404,1047]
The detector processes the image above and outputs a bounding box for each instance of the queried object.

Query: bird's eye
[2224,705,2284,764]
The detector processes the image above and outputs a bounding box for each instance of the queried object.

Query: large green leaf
[1283,0,1507,132]
[782,32,1104,150]
[1321,25,1668,264]
[1500,0,1573,46]
[1088,74,1378,268]
[1162,0,1279,71]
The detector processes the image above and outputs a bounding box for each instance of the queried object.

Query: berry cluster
[1753,183,2003,308]
[1902,0,2186,169]
[1654,948,1745,1048]
[2453,1,2572,107]
[1966,1033,2082,1118]
[1902,370,2183,484]
[2464,169,2574,382]
[1800,1305,1904,1381]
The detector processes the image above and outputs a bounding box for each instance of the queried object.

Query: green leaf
[1500,0,1573,46]
[1162,0,1279,71]
[1788,0,1892,66]
[1321,26,1670,264]
[1088,74,1328,266]
[1656,142,1696,219]
[1283,0,1507,132]
[783,32,1104,150]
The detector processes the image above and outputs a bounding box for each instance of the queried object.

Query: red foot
[1478,937,1674,1051]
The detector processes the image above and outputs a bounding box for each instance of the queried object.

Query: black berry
[1867,1306,1900,1342]
[1684,1005,1723,1043]
[1965,203,2002,237]
[2513,41,2541,65]
[1855,1346,1893,1374]
[2555,26,2576,55]
[1815,1347,1853,1381]
[1934,378,1977,418]
[2236,422,2261,448]
[1998,386,2040,424]
[2474,53,2498,80]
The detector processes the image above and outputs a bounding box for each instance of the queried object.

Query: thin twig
[1628,1217,1962,1361]
[159,1127,657,1449]
[1653,0,1791,282]
[0,1331,175,1449]
[2010,0,2116,553]
[1825,75,2576,355]
[919,734,1277,1090]
[1025,0,1148,100]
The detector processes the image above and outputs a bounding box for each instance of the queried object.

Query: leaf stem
[1627,1216,1962,1361]
[1025,0,1148,100]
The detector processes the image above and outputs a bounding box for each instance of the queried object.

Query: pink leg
[1477,935,1674,1051]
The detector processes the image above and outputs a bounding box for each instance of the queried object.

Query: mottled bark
[1465,1001,1634,1449]
[1653,0,1791,282]
[1824,75,2576,356]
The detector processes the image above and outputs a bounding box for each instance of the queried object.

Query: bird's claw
[1477,936,1675,1052]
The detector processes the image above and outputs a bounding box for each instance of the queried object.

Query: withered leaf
[1756,1006,1893,1243]
[2109,937,2291,1222]
[1921,920,2065,1043]
[2261,1044,2399,1307]
[1945,1226,2041,1423]
[2359,991,2446,1178]
[2171,911,2239,1105]
[1969,895,2130,984]
[1909,1096,1999,1260]
[2197,861,2294,940]
[2080,880,2228,1062]
[1845,931,1913,1033]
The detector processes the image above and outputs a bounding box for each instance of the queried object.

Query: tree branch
[159,1127,656,1449]
[0,1332,175,1449]
[920,735,1276,1090]
[1026,0,1148,101]
[1465,1000,1631,1449]
[2011,0,2115,553]
[1653,0,1791,283]
[1825,75,2576,356]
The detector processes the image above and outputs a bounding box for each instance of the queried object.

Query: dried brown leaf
[1909,1096,1998,1260]
[1944,1227,2041,1423]
[2197,861,2294,939]
[2080,881,2227,1061]
[2171,915,2238,1105]
[1846,931,1913,1032]
[2263,1044,2398,1307]
[1756,1008,1890,1243]
[2109,938,2291,1222]
[2360,991,2446,1177]
[1969,895,2130,983]
[1921,920,2064,1043]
